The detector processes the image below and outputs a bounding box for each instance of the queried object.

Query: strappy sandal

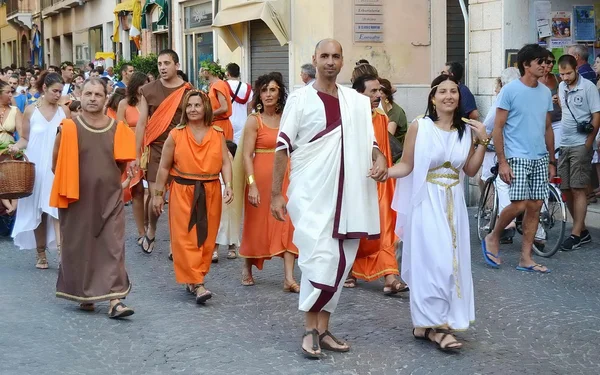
[343,277,356,288]
[79,303,95,312]
[383,279,409,295]
[141,235,155,254]
[35,247,48,269]
[413,327,434,341]
[283,281,300,293]
[226,247,237,259]
[432,328,462,352]
[319,330,350,352]
[185,284,196,295]
[136,236,144,246]
[241,269,255,286]
[302,329,323,359]
[195,284,212,304]
[108,302,134,319]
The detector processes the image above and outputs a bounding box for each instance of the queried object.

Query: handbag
[388,132,403,163]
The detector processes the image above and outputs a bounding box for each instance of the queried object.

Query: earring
[385,99,390,104]
[275,103,281,112]
[256,103,263,111]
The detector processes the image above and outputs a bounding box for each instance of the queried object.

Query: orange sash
[50,118,136,208]
[144,82,192,147]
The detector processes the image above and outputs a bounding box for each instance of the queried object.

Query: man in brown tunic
[135,49,191,254]
[51,77,136,319]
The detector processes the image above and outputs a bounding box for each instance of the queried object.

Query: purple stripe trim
[332,126,345,236]
[279,132,293,154]
[309,118,342,143]
[309,240,347,312]
[334,232,380,240]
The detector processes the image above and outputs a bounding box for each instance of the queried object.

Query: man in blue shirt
[8,74,26,113]
[483,44,557,274]
[443,61,479,120]
[114,63,134,89]
[567,44,598,85]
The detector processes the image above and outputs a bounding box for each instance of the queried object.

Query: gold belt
[254,148,275,154]
[426,161,462,299]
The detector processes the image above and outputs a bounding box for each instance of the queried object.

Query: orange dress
[106,107,117,119]
[121,105,144,202]
[209,80,234,140]
[239,114,297,269]
[352,110,400,281]
[169,126,223,284]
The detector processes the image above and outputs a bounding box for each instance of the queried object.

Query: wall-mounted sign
[354,0,383,43]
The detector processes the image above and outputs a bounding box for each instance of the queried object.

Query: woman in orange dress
[117,72,148,244]
[105,88,125,119]
[202,62,233,140]
[153,90,233,304]
[233,73,299,292]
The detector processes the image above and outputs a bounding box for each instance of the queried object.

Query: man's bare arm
[271,150,289,197]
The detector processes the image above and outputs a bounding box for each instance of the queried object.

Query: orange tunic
[239,114,297,269]
[121,105,144,202]
[352,110,399,281]
[209,80,234,140]
[169,126,224,284]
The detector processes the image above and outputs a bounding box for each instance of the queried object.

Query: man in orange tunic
[202,62,234,140]
[349,74,408,295]
[136,49,192,254]
[152,91,233,304]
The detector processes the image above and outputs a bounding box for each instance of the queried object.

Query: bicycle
[477,161,567,258]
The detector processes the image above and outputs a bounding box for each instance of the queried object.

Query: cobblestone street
[1,207,599,375]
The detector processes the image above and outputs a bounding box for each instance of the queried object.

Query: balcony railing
[7,0,33,18]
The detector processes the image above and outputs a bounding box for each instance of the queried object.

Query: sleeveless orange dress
[169,126,223,284]
[209,80,234,140]
[239,114,297,269]
[121,104,144,202]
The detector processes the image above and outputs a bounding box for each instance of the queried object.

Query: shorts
[558,145,594,189]
[507,156,549,201]
[481,151,496,181]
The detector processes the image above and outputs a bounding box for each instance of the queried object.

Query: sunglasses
[538,58,555,65]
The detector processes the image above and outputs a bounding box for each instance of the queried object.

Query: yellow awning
[113,0,142,44]
[212,0,290,51]
[95,52,116,60]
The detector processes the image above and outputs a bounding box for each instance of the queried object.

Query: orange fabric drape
[209,80,233,140]
[144,82,192,147]
[169,126,224,284]
[238,114,297,270]
[352,111,399,281]
[51,119,136,208]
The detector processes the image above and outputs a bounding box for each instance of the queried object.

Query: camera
[577,121,594,134]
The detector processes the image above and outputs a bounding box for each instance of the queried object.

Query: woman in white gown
[389,75,487,351]
[9,72,70,269]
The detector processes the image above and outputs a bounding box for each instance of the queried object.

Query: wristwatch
[549,160,557,167]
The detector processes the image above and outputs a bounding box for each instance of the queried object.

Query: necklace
[0,105,8,124]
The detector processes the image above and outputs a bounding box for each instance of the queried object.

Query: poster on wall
[549,38,572,48]
[551,11,572,38]
[573,5,596,41]
[505,49,519,69]
[550,48,564,74]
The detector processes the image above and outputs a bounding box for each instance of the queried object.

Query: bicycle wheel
[477,177,498,241]
[532,184,567,257]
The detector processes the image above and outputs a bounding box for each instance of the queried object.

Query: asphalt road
[1,207,599,375]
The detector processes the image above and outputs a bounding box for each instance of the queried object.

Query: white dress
[12,106,66,250]
[392,117,475,330]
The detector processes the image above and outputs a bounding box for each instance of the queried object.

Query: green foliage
[200,60,225,79]
[114,54,159,81]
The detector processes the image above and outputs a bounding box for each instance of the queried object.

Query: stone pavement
[1,207,599,375]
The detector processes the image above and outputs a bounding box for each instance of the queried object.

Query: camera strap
[564,89,590,126]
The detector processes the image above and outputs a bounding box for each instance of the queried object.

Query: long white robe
[277,84,380,313]
[392,117,474,330]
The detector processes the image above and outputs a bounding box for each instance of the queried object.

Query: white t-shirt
[15,86,28,96]
[226,79,253,144]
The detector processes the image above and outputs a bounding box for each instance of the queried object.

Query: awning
[141,0,168,30]
[113,0,142,44]
[95,52,116,60]
[212,0,290,51]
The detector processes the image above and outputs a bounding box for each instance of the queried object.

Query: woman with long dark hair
[388,74,487,351]
[9,72,71,269]
[232,72,299,290]
[117,72,148,244]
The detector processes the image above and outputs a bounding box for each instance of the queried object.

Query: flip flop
[141,235,155,254]
[516,264,551,274]
[481,239,500,269]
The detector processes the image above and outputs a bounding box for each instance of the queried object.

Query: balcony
[6,0,33,29]
[42,0,85,18]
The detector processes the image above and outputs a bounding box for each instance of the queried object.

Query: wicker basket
[0,154,35,199]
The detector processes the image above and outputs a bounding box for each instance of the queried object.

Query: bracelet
[247,174,255,185]
[154,190,164,196]
[225,182,232,188]
[476,137,491,147]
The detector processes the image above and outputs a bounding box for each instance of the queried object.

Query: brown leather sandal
[36,247,48,269]
[319,330,350,352]
[283,281,300,293]
[302,329,323,359]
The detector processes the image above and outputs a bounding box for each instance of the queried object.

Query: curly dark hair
[251,72,287,114]
[126,71,148,107]
[107,88,126,112]
[425,74,465,140]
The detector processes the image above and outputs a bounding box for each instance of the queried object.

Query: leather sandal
[302,329,323,359]
[432,328,462,352]
[35,247,48,269]
[412,327,434,341]
[383,279,409,295]
[108,302,134,319]
[226,247,237,259]
[283,281,300,293]
[195,284,212,304]
[319,330,350,352]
